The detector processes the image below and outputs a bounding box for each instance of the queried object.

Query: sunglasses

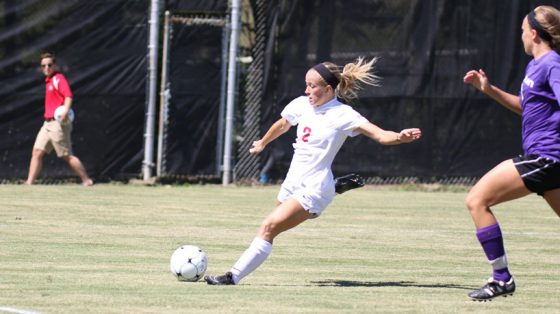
[41,63,54,68]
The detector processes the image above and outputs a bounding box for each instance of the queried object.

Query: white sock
[230,237,272,284]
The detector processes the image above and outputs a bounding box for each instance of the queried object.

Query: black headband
[312,63,339,90]
[527,10,552,42]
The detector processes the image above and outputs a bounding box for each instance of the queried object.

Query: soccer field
[0,184,558,313]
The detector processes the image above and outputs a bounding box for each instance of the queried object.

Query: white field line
[0,306,43,314]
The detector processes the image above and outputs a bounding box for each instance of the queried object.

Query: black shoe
[204,272,235,285]
[334,173,365,194]
[468,277,515,301]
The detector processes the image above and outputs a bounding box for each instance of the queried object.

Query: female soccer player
[463,5,560,301]
[204,57,422,285]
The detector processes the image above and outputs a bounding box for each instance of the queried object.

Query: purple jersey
[519,51,560,161]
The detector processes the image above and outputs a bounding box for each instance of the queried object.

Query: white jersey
[278,96,368,215]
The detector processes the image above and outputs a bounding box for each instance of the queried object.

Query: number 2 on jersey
[302,126,311,142]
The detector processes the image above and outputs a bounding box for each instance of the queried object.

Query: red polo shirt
[44,72,73,119]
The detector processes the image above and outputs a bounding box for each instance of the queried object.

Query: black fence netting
[0,0,552,183]
[0,0,149,181]
[257,0,549,182]
[0,0,226,182]
[162,16,224,177]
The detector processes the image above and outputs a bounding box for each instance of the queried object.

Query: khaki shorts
[33,120,73,157]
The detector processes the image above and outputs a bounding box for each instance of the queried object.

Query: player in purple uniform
[463,5,560,301]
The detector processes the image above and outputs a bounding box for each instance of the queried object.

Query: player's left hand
[398,128,422,143]
[59,110,69,123]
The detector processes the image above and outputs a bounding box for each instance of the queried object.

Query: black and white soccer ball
[170,245,208,282]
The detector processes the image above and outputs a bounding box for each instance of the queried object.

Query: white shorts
[277,180,335,217]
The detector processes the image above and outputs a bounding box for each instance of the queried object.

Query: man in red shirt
[25,52,93,186]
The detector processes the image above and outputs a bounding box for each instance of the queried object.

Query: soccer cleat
[468,277,515,301]
[204,272,235,285]
[334,173,365,194]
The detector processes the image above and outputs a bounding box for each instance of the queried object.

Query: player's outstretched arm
[249,118,292,155]
[463,69,522,115]
[356,122,421,145]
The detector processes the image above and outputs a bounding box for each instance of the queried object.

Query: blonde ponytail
[321,57,381,103]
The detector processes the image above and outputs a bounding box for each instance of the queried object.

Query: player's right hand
[249,140,264,155]
[463,69,490,93]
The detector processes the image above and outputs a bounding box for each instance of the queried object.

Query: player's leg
[53,123,93,186]
[62,155,93,186]
[257,198,313,242]
[465,159,530,301]
[26,148,46,185]
[543,188,560,217]
[205,199,313,285]
[26,125,52,185]
[466,159,530,228]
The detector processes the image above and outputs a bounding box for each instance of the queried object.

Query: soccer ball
[54,106,75,124]
[170,245,208,282]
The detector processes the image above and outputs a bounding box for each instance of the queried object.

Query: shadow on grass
[310,280,475,290]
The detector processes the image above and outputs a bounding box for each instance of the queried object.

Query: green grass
[0,184,558,313]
